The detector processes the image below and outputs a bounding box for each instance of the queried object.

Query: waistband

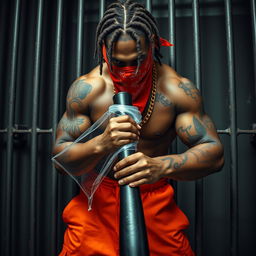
[100,176,169,192]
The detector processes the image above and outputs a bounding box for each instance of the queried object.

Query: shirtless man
[52,1,224,255]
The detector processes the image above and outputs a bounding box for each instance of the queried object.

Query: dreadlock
[94,0,163,75]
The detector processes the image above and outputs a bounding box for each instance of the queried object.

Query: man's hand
[113,152,166,187]
[96,115,141,153]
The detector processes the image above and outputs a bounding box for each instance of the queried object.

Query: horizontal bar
[0,129,52,133]
[0,128,256,135]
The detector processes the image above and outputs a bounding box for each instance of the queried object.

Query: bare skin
[52,33,224,187]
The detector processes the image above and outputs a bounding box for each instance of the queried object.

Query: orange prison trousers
[59,177,195,256]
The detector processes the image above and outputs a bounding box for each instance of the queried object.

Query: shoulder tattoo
[67,79,92,117]
[178,81,200,100]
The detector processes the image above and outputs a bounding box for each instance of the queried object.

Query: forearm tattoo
[178,81,200,100]
[188,144,215,164]
[67,79,92,118]
[161,154,188,170]
[155,92,173,107]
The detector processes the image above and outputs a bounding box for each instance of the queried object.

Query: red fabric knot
[160,37,174,47]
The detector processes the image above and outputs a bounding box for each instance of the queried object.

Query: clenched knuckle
[138,152,144,157]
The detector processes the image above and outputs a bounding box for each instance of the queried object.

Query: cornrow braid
[95,0,163,75]
[126,28,142,74]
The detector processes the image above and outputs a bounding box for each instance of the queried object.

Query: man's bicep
[56,112,91,143]
[175,111,220,148]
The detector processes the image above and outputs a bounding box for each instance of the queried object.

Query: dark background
[0,0,255,255]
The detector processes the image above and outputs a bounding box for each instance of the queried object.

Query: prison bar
[52,0,63,254]
[168,0,176,69]
[2,128,255,136]
[30,0,44,254]
[146,0,152,12]
[4,1,21,255]
[1,1,256,256]
[224,1,238,255]
[100,0,106,19]
[76,0,85,77]
[192,0,204,255]
[251,0,256,100]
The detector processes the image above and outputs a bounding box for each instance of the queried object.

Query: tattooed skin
[200,115,215,129]
[177,116,215,146]
[188,143,216,164]
[59,117,84,136]
[178,81,200,100]
[67,79,92,118]
[55,132,74,147]
[161,154,188,170]
[155,92,173,107]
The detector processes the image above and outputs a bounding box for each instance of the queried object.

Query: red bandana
[102,38,173,113]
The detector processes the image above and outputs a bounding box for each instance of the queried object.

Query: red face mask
[102,38,173,113]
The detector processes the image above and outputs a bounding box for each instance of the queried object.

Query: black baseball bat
[113,92,149,256]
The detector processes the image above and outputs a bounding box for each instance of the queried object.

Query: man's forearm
[157,142,224,181]
[52,135,109,176]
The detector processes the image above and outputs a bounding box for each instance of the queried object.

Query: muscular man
[52,1,224,255]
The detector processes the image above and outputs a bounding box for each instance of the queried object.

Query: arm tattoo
[67,79,92,117]
[188,144,216,164]
[55,132,74,146]
[161,154,188,170]
[155,92,173,107]
[178,81,200,100]
[59,117,84,135]
[177,116,215,145]
[200,115,215,129]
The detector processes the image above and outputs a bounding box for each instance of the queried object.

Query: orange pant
[59,177,195,256]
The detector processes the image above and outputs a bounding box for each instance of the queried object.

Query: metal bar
[167,0,178,206]
[146,0,152,13]
[251,0,256,100]
[192,0,203,255]
[224,0,238,255]
[76,0,84,77]
[100,0,106,19]
[168,0,176,69]
[1,128,255,135]
[52,0,63,254]
[4,1,21,255]
[30,0,43,254]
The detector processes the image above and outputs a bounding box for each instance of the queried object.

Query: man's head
[95,0,162,75]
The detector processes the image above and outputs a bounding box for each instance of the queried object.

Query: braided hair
[94,0,163,75]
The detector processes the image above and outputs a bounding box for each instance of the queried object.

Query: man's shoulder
[157,63,202,112]
[70,66,107,96]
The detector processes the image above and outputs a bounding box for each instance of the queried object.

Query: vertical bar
[100,0,106,19]
[251,0,256,99]
[52,0,63,254]
[76,0,84,77]
[4,1,21,255]
[168,0,176,69]
[30,0,43,255]
[192,0,203,255]
[168,0,178,203]
[224,1,238,255]
[146,0,152,12]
